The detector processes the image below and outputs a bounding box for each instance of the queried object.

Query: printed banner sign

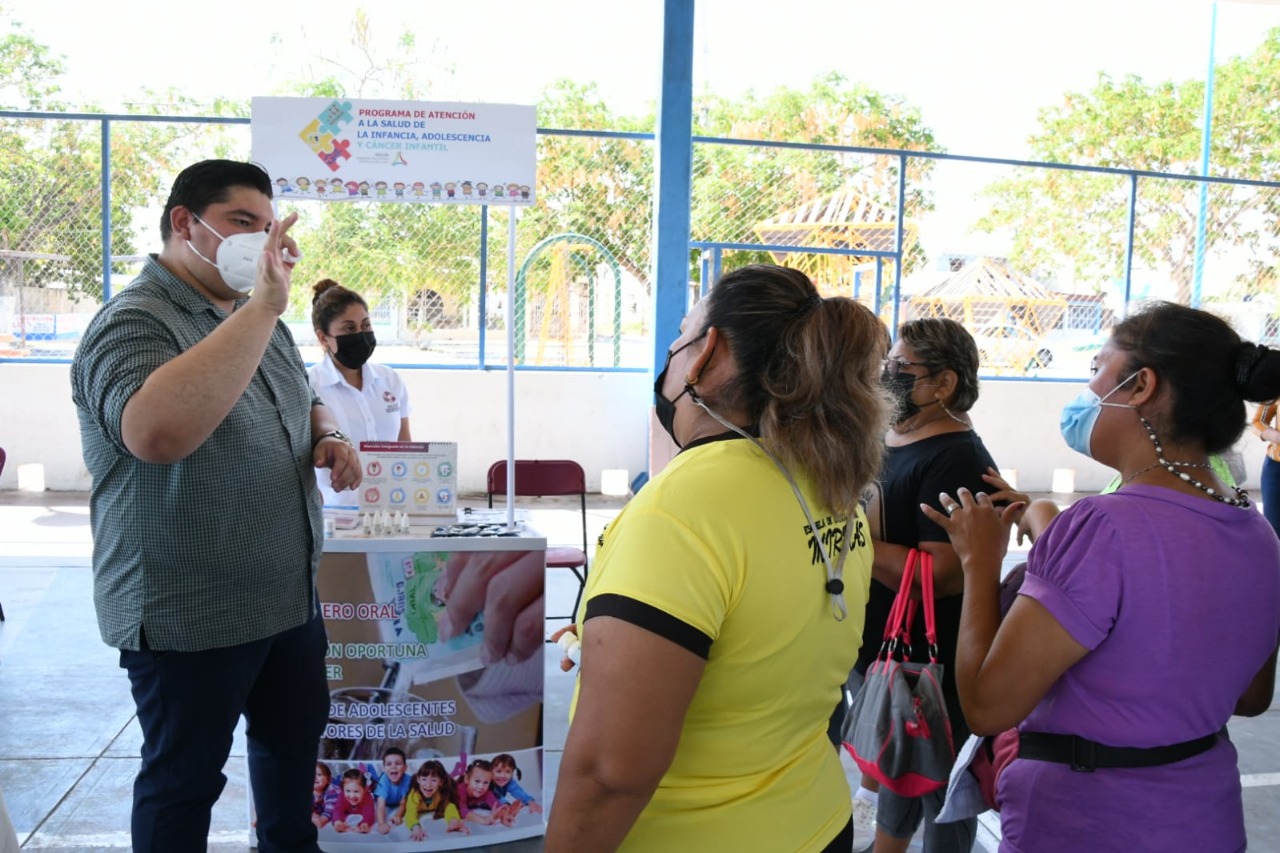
[292,544,547,850]
[358,442,458,517]
[251,97,536,205]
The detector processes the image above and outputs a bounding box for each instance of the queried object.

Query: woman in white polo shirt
[308,278,412,506]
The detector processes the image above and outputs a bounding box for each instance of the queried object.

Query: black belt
[1019,730,1223,773]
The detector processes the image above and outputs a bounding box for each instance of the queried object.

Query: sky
[6,0,1280,260]
[8,0,1280,160]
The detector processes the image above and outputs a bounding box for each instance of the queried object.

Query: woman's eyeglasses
[881,358,930,378]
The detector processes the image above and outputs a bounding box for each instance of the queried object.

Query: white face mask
[187,214,268,293]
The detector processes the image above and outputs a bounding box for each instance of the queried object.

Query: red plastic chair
[487,459,589,622]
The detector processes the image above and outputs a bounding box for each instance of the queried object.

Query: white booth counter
[320,525,545,553]
[308,519,549,851]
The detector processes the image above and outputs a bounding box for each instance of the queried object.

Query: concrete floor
[2,490,1277,852]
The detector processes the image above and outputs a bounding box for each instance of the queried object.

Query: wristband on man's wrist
[313,429,353,449]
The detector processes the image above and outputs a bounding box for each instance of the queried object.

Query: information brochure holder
[358,441,458,519]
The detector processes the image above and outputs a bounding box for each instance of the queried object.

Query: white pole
[506,206,518,528]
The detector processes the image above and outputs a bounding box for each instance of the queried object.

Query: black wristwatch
[313,429,354,449]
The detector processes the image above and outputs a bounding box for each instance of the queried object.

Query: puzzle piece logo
[297,100,355,173]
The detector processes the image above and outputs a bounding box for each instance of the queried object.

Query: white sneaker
[851,796,878,853]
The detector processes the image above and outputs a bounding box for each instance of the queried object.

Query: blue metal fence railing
[2,109,1278,378]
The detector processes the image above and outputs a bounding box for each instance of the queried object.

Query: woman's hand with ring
[981,465,1029,529]
[922,487,1022,580]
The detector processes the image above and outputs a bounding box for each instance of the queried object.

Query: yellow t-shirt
[402,788,460,830]
[572,436,871,852]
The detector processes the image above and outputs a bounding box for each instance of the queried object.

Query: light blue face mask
[1059,371,1141,457]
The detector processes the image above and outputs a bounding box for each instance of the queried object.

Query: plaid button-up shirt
[71,255,323,651]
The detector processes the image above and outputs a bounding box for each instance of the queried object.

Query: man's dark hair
[159,160,274,242]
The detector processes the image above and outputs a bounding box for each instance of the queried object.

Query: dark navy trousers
[1263,456,1280,540]
[120,610,329,853]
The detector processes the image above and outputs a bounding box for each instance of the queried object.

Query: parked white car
[970,324,1055,370]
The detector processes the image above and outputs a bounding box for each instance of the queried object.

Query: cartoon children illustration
[332,768,375,834]
[490,753,541,816]
[507,183,520,199]
[374,748,412,834]
[345,180,361,197]
[275,177,293,194]
[519,185,530,200]
[413,181,426,198]
[430,181,442,200]
[445,181,456,199]
[405,760,468,841]
[312,761,341,829]
[476,181,488,198]
[375,180,389,198]
[494,183,505,198]
[358,180,371,197]
[315,179,327,197]
[461,180,473,198]
[394,181,406,198]
[330,178,345,197]
[296,177,311,194]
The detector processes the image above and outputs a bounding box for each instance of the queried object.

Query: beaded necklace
[1137,415,1249,508]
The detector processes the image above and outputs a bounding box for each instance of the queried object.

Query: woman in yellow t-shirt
[546,265,892,852]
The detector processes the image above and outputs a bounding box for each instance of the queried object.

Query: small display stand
[357,442,458,518]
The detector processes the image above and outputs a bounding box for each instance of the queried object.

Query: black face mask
[331,331,377,370]
[882,370,934,425]
[653,336,704,447]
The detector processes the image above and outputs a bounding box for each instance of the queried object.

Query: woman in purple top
[926,302,1280,853]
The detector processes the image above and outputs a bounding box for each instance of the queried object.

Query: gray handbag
[841,549,955,796]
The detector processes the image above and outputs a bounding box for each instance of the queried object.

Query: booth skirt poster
[306,547,545,851]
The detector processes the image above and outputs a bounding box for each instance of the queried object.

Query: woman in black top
[856,318,995,853]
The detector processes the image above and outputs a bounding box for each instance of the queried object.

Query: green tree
[524,80,655,288]
[523,72,939,302]
[0,7,205,305]
[976,28,1280,304]
[689,72,939,296]
[249,8,481,333]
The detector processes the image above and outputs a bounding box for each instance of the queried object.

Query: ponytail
[700,264,890,517]
[759,297,890,517]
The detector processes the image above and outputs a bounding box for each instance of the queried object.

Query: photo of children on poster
[291,546,546,850]
[309,748,544,849]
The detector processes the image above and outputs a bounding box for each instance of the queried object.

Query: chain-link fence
[3,110,1279,378]
[687,141,1280,379]
[0,114,654,369]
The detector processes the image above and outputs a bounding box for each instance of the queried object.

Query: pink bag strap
[881,548,917,641]
[902,600,919,642]
[919,550,938,660]
[878,548,919,659]
[886,550,939,662]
